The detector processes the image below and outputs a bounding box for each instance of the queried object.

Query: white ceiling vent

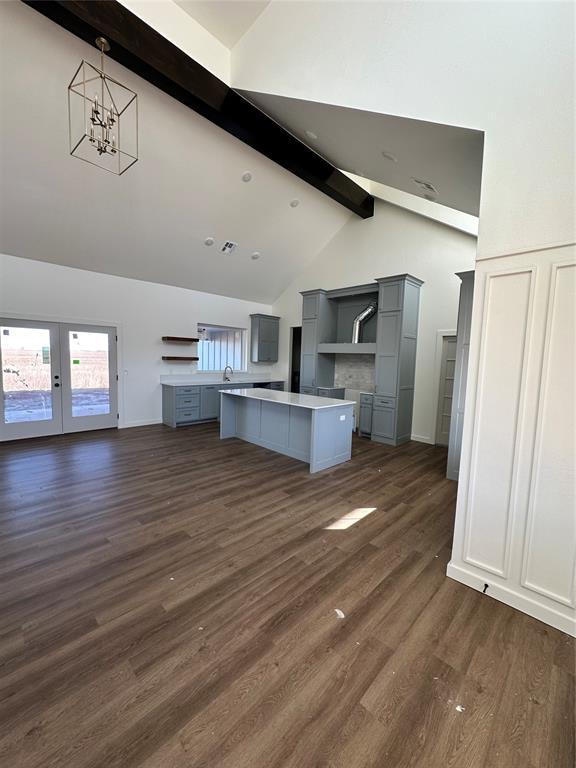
[221,241,238,254]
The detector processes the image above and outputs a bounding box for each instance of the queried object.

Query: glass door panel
[0,320,62,440]
[69,331,111,417]
[61,325,117,433]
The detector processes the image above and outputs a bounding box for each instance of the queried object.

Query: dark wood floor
[0,424,573,768]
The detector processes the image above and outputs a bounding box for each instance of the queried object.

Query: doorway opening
[289,326,301,393]
[0,319,118,441]
[435,334,457,446]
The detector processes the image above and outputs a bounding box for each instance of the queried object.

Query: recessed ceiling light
[411,177,438,197]
[381,151,398,163]
[204,236,214,246]
[251,251,261,260]
[290,199,300,208]
[242,171,252,182]
[305,130,318,140]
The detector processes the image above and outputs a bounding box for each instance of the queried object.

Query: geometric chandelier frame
[68,37,138,175]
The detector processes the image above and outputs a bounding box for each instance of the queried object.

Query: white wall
[233,1,575,259]
[119,0,231,83]
[0,254,273,428]
[270,201,477,443]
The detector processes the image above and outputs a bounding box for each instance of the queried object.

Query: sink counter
[220,388,354,473]
[161,376,282,387]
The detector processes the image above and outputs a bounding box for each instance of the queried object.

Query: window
[197,324,246,372]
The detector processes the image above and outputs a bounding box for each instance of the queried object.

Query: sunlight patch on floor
[324,507,377,530]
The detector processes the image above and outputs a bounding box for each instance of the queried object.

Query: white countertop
[221,387,356,410]
[161,376,283,387]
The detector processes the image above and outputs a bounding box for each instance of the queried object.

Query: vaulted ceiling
[0,1,350,304]
[175,0,270,48]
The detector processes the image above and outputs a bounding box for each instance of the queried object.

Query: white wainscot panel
[522,262,576,606]
[464,269,533,575]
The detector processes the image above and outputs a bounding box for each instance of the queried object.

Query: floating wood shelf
[161,336,199,343]
[161,356,199,362]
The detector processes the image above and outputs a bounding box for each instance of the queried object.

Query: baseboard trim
[411,434,435,445]
[447,562,576,637]
[119,419,163,429]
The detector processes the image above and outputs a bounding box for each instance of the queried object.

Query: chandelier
[68,37,138,175]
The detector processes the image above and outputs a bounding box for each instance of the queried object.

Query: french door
[0,319,118,441]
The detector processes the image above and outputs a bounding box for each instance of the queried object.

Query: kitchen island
[220,388,355,473]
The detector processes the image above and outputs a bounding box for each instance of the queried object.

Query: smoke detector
[221,241,238,254]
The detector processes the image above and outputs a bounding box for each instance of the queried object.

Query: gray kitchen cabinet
[300,354,317,388]
[317,387,345,398]
[372,274,423,447]
[359,393,373,436]
[371,406,396,440]
[300,386,316,395]
[447,271,474,480]
[200,384,220,420]
[162,385,201,427]
[302,293,319,319]
[298,274,422,447]
[299,290,335,388]
[250,314,280,363]
[162,381,285,427]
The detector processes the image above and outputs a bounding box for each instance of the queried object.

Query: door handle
[54,374,60,380]
[54,383,60,388]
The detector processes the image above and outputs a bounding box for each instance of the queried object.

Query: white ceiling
[0,1,350,304]
[237,90,484,216]
[174,0,270,49]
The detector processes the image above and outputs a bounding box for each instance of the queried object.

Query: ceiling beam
[23,0,374,219]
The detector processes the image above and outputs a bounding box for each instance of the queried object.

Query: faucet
[223,365,233,382]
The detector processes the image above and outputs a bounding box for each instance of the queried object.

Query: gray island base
[220,388,355,473]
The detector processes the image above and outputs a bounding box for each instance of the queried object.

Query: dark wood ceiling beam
[22,0,374,219]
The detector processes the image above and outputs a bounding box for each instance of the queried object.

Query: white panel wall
[448,245,576,636]
[0,254,273,429]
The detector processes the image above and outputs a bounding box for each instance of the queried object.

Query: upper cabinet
[250,314,280,363]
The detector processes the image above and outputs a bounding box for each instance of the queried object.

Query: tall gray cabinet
[372,275,423,446]
[446,271,474,480]
[300,290,335,389]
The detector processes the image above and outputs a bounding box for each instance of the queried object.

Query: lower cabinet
[163,382,285,427]
[371,406,397,442]
[316,387,345,399]
[200,385,220,420]
[359,394,373,437]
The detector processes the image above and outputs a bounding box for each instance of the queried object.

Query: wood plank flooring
[0,423,573,768]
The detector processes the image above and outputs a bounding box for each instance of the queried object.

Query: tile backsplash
[334,355,375,392]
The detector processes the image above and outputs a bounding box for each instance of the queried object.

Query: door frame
[1,311,124,424]
[431,329,456,445]
[1,314,122,440]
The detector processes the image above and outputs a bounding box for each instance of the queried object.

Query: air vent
[221,241,238,254]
